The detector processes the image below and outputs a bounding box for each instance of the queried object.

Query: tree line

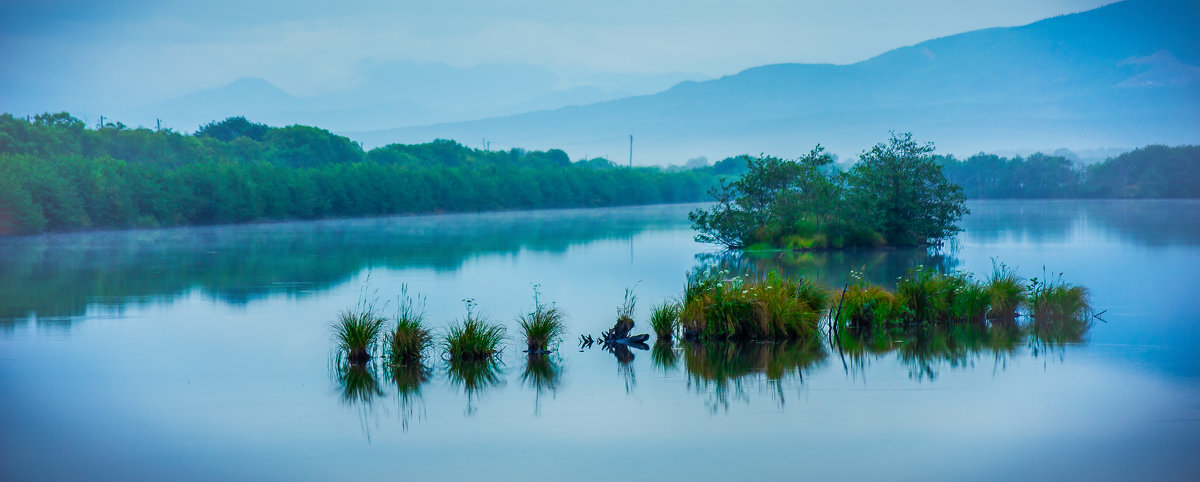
[938,145,1200,199]
[0,114,717,235]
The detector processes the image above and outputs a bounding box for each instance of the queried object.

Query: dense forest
[938,146,1200,199]
[0,113,717,235]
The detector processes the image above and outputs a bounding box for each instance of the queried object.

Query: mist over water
[1,200,1197,480]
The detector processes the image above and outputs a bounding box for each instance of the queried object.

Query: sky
[1,0,1117,115]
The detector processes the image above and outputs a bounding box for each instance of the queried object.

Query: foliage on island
[689,132,968,250]
[0,113,719,235]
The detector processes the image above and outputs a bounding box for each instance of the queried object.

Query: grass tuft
[986,261,1026,321]
[444,299,506,361]
[649,300,681,341]
[833,275,898,329]
[333,305,386,365]
[387,286,432,365]
[680,269,827,341]
[1028,274,1091,339]
[518,285,566,353]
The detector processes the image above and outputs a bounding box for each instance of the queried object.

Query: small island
[689,132,968,250]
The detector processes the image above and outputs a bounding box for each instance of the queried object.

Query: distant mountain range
[349,0,1200,163]
[123,61,701,133]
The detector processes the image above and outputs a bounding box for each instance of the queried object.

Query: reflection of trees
[963,200,1200,247]
[683,341,826,413]
[695,248,956,291]
[0,205,688,328]
[446,358,505,416]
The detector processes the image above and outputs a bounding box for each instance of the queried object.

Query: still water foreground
[1,201,1198,480]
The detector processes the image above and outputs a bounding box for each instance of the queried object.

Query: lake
[2,200,1198,481]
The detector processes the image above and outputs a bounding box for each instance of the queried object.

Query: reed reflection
[680,340,826,413]
[522,354,563,415]
[833,315,1092,381]
[387,363,432,431]
[651,341,680,373]
[446,359,505,416]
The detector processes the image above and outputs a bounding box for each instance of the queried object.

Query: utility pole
[629,135,633,168]
[156,119,162,131]
[98,115,106,129]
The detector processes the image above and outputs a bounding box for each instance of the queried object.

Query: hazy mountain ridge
[124,61,699,134]
[351,0,1200,162]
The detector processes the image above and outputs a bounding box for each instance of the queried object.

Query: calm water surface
[1,201,1198,480]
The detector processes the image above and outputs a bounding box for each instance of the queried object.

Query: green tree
[689,147,837,249]
[845,132,967,246]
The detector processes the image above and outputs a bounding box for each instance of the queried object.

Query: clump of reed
[444,299,506,361]
[333,303,387,365]
[518,286,566,353]
[387,287,433,365]
[895,266,959,324]
[986,261,1026,321]
[832,272,899,329]
[1028,273,1092,337]
[952,279,992,325]
[680,269,827,342]
[649,300,681,342]
[893,266,994,325]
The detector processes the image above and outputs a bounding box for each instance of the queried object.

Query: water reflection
[681,341,826,413]
[387,363,432,431]
[833,315,1091,381]
[335,362,386,407]
[333,360,387,439]
[521,354,563,415]
[0,205,689,327]
[965,200,1200,246]
[446,359,505,416]
[696,247,957,290]
[603,340,648,393]
[651,342,680,373]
